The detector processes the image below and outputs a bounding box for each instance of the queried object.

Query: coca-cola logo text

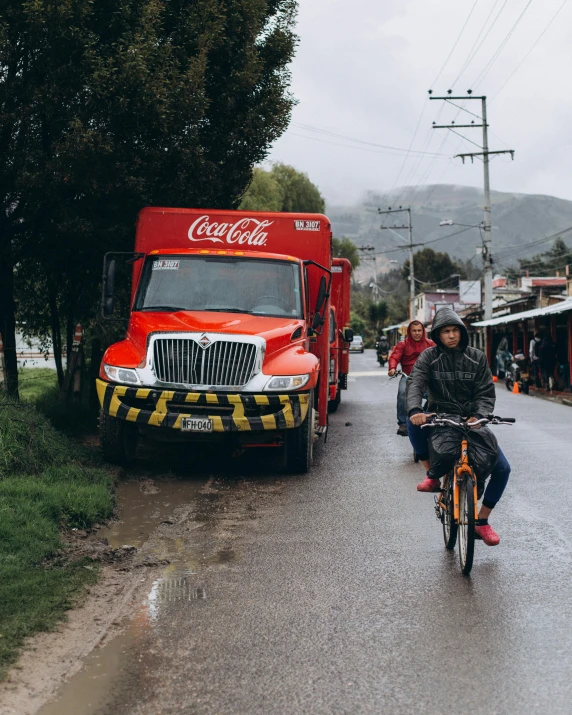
[188,216,273,246]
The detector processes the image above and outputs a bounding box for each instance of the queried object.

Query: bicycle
[422,415,515,575]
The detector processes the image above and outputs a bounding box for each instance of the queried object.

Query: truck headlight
[264,375,310,391]
[103,364,140,385]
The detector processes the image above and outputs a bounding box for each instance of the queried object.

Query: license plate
[181,418,213,433]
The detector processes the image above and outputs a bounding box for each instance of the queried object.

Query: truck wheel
[284,399,314,474]
[99,411,138,465]
[328,390,341,413]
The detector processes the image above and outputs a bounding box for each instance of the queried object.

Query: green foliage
[17,368,58,404]
[2,0,299,393]
[368,300,388,330]
[240,163,325,213]
[402,248,466,288]
[0,397,115,677]
[271,163,325,213]
[332,237,360,269]
[349,311,366,336]
[239,168,284,211]
[518,237,572,276]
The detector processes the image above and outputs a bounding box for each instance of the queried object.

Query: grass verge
[0,394,114,679]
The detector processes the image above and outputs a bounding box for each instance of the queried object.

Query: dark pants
[397,374,408,426]
[406,419,511,509]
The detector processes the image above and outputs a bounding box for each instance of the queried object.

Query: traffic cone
[512,380,520,394]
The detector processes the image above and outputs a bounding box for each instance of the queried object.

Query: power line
[286,131,449,159]
[493,226,572,258]
[367,226,475,257]
[289,123,448,156]
[491,0,569,101]
[431,0,482,87]
[391,0,483,202]
[472,0,536,88]
[451,0,509,86]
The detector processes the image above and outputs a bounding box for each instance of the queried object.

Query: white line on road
[349,371,389,377]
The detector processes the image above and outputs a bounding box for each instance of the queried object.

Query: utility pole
[358,245,379,300]
[378,207,415,320]
[429,90,514,320]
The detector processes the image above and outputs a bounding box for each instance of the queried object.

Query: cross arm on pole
[432,124,484,129]
[455,149,515,164]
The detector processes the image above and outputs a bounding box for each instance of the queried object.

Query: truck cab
[97,208,332,473]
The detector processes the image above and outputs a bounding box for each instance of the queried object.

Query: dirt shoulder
[0,553,160,715]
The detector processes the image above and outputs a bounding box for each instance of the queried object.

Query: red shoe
[475,523,500,546]
[417,477,441,492]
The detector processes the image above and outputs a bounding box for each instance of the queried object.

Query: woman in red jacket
[388,321,435,435]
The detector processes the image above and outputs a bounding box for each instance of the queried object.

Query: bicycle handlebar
[421,415,515,429]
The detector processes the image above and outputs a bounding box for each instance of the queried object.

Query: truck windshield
[133,255,303,319]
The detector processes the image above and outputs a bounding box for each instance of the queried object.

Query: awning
[383,321,408,332]
[472,298,572,328]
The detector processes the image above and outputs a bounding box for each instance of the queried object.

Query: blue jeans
[406,419,511,509]
[397,374,408,426]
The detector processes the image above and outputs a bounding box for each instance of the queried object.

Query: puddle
[38,566,209,715]
[97,478,204,549]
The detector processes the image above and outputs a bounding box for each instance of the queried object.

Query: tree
[271,163,325,213]
[519,237,572,277]
[1,0,299,396]
[368,300,388,332]
[402,248,465,288]
[240,163,325,213]
[239,168,284,211]
[332,237,360,269]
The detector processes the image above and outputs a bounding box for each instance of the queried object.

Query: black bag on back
[428,415,498,481]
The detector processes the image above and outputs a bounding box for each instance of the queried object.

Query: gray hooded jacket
[406,307,496,418]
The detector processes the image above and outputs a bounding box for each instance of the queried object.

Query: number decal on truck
[152,260,180,271]
[294,220,321,232]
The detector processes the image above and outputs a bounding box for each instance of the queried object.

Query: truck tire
[328,390,341,413]
[284,397,314,474]
[99,411,138,466]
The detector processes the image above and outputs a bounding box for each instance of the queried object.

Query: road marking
[349,371,389,377]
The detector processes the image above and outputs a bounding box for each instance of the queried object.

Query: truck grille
[152,338,258,387]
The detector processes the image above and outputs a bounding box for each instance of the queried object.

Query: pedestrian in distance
[537,331,556,392]
[529,332,542,388]
[406,307,511,546]
[388,321,435,436]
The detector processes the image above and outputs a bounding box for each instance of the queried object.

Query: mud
[0,470,206,715]
[0,440,288,715]
[34,470,287,715]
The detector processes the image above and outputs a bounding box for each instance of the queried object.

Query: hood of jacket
[430,307,469,350]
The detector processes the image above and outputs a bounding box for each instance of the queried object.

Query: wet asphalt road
[41,351,572,714]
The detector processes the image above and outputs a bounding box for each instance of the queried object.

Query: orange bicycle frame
[453,439,479,522]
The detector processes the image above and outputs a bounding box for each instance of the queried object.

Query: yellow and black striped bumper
[96,379,310,432]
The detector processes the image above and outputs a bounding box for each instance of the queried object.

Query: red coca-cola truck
[328,257,353,412]
[96,208,342,473]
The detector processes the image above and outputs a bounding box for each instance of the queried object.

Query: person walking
[529,332,542,388]
[388,321,435,436]
[538,331,556,391]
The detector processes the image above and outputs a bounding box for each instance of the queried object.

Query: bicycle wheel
[441,474,457,550]
[458,472,475,575]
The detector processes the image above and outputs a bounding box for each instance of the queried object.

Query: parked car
[349,335,364,353]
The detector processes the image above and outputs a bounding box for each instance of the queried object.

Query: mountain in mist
[328,185,572,273]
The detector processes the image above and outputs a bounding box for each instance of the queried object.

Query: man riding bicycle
[406,307,511,546]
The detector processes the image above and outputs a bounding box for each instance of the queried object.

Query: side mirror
[102,258,116,316]
[344,328,354,343]
[315,276,327,313]
[312,312,324,331]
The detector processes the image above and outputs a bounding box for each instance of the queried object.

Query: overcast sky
[268,0,572,207]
